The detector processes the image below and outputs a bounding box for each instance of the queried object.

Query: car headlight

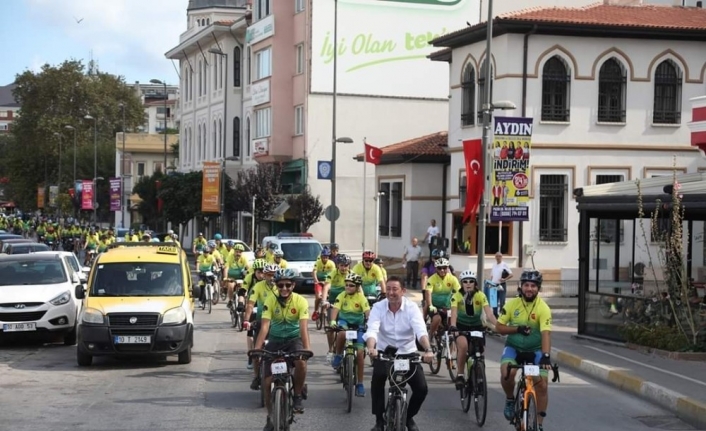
[81,308,105,324]
[49,291,72,306]
[162,307,187,325]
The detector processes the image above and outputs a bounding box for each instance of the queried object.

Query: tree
[232,163,283,228]
[5,60,144,213]
[133,171,165,229]
[159,171,202,233]
[288,187,324,232]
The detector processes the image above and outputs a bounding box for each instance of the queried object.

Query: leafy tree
[133,171,165,229]
[232,163,283,230]
[159,171,202,233]
[288,187,324,232]
[5,60,144,214]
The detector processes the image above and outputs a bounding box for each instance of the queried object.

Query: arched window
[597,58,627,123]
[246,117,251,157]
[233,117,241,158]
[477,59,494,122]
[653,60,682,124]
[233,47,241,87]
[461,63,475,126]
[541,56,571,122]
[213,120,217,159]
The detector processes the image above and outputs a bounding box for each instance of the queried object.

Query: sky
[0,0,189,86]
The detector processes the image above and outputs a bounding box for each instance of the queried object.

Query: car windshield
[0,260,67,286]
[11,244,50,254]
[91,263,183,297]
[280,243,322,262]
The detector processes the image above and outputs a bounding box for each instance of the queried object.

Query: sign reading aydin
[311,0,476,98]
[490,117,533,222]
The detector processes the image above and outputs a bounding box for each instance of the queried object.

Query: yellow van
[74,243,200,366]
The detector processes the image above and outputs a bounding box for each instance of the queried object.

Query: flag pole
[362,138,367,252]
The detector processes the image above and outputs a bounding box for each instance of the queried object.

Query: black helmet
[520,270,543,289]
[336,254,351,266]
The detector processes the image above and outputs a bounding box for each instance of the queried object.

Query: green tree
[232,163,283,230]
[159,171,202,232]
[133,171,165,229]
[288,187,324,232]
[5,60,143,214]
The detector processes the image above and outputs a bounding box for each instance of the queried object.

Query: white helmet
[264,263,280,274]
[459,270,477,281]
[434,258,450,267]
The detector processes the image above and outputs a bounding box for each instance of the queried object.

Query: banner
[81,180,94,210]
[109,177,121,212]
[37,186,45,209]
[201,162,221,213]
[462,139,483,223]
[48,186,59,207]
[490,117,533,222]
[364,143,383,165]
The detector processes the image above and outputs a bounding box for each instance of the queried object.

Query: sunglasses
[363,260,374,263]
[437,266,449,270]
[462,279,477,284]
[277,282,294,289]
[345,283,358,288]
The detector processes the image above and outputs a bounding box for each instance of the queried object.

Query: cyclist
[272,249,288,268]
[242,258,267,370]
[496,270,552,431]
[424,257,460,337]
[448,270,497,389]
[255,268,311,430]
[243,263,279,390]
[192,232,207,254]
[352,250,386,300]
[195,247,217,307]
[225,242,249,310]
[373,257,387,281]
[421,249,454,289]
[312,246,335,322]
[330,273,370,397]
[322,254,352,363]
[328,243,340,261]
[83,229,99,266]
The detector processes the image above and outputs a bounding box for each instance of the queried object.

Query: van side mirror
[75,284,86,300]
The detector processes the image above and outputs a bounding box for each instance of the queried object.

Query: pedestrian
[402,237,422,289]
[423,219,440,256]
[490,252,513,316]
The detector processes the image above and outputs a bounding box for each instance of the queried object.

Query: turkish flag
[364,143,383,165]
[462,139,483,223]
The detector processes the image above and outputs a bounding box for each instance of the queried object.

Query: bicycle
[452,330,487,426]
[249,349,314,431]
[326,326,365,413]
[427,310,453,377]
[504,360,560,431]
[199,271,216,314]
[229,281,245,331]
[376,351,423,431]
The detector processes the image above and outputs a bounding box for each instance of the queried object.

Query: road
[0,297,695,431]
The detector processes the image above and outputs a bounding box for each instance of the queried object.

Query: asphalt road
[0,296,695,431]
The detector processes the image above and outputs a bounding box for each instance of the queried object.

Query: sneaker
[454,375,465,390]
[227,300,233,309]
[504,398,515,421]
[262,417,274,431]
[331,354,343,369]
[312,311,319,321]
[326,351,333,365]
[247,362,254,370]
[406,418,420,431]
[538,426,544,431]
[292,395,304,413]
[236,303,244,312]
[250,376,261,391]
[355,383,365,397]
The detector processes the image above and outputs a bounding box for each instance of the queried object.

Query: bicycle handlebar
[504,362,560,383]
[325,326,367,334]
[247,349,314,361]
[375,352,423,363]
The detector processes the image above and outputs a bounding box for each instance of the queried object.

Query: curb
[551,348,706,429]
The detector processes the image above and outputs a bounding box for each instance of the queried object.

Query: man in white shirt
[490,252,513,316]
[423,219,440,256]
[364,276,434,431]
[402,237,422,289]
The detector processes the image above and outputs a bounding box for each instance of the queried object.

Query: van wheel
[64,324,77,346]
[77,349,93,366]
[178,346,192,364]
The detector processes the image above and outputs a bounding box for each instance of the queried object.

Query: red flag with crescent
[364,143,383,165]
[462,139,483,223]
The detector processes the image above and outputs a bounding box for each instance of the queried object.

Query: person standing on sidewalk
[402,237,422,289]
[423,219,440,255]
[490,252,513,316]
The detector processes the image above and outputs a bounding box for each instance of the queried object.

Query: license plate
[393,359,410,372]
[271,362,288,375]
[113,335,151,344]
[345,330,358,340]
[2,322,37,332]
[470,331,484,338]
[524,365,541,376]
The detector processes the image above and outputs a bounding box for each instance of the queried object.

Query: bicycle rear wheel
[259,364,266,408]
[345,354,354,413]
[230,308,238,328]
[273,386,288,431]
[207,285,212,314]
[445,337,456,382]
[211,282,219,305]
[525,392,539,431]
[428,337,441,375]
[460,369,471,412]
[472,360,488,426]
[316,306,323,330]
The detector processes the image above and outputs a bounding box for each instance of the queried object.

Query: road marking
[584,345,706,388]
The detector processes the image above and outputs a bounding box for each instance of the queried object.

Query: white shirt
[426,226,439,242]
[491,261,512,283]
[363,297,428,354]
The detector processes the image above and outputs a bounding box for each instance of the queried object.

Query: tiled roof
[0,83,19,108]
[356,132,448,160]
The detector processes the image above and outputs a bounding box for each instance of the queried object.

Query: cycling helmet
[207,240,217,248]
[520,270,543,288]
[252,258,267,270]
[431,249,442,259]
[269,242,278,250]
[226,240,234,247]
[330,243,339,250]
[274,268,297,282]
[214,233,222,240]
[434,258,450,267]
[264,263,280,274]
[255,247,266,258]
[336,254,352,266]
[459,270,477,281]
[321,246,332,257]
[344,273,363,285]
[373,257,383,265]
[362,250,376,260]
[274,249,284,258]
[234,243,245,251]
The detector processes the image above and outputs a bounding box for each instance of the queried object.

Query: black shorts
[247,318,259,338]
[237,287,247,296]
[263,338,304,378]
[457,323,485,354]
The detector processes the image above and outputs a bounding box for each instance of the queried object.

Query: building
[690,95,706,154]
[142,99,178,134]
[165,0,252,245]
[0,83,20,134]
[371,1,706,283]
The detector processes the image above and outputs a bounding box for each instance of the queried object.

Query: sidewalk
[404,290,578,309]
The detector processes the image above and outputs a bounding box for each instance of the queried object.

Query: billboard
[201,162,221,213]
[490,117,532,222]
[109,178,121,212]
[311,0,478,98]
[81,180,94,210]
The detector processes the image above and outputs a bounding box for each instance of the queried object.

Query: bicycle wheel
[445,337,456,382]
[460,364,471,413]
[472,360,488,426]
[230,308,238,328]
[428,337,441,375]
[393,397,405,431]
[236,311,244,332]
[260,364,266,408]
[211,282,219,305]
[273,386,288,431]
[316,306,323,330]
[513,391,524,431]
[207,285,212,314]
[524,392,538,431]
[345,354,354,413]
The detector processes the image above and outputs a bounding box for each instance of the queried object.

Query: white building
[370,1,706,283]
[0,83,20,134]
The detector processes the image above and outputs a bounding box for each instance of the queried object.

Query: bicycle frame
[504,362,560,430]
[376,352,422,431]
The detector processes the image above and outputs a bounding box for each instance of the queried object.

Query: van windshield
[91,263,183,296]
[280,243,322,262]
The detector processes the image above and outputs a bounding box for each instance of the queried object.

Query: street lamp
[208,47,230,233]
[84,114,98,224]
[149,79,169,170]
[64,125,77,186]
[330,136,353,243]
[118,103,127,228]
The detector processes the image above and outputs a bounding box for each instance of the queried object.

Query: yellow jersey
[450,290,488,328]
[262,292,309,341]
[249,280,278,320]
[197,254,216,272]
[326,270,348,302]
[333,290,370,326]
[314,259,335,281]
[498,296,552,352]
[351,262,384,296]
[273,258,288,269]
[425,273,460,309]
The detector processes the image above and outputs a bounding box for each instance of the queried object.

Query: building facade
[0,83,20,134]
[417,1,706,280]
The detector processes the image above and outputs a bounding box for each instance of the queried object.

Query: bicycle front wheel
[230,308,238,328]
[345,354,355,413]
[273,386,288,431]
[524,391,538,431]
[428,338,441,375]
[460,366,471,412]
[211,283,219,305]
[206,285,212,314]
[445,337,456,382]
[316,306,323,330]
[472,360,488,426]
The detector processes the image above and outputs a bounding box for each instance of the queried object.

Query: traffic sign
[317,161,332,180]
[324,205,340,222]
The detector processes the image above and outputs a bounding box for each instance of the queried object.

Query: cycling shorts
[500,346,548,378]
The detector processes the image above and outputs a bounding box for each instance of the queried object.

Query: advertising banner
[81,180,94,210]
[37,186,45,209]
[48,186,59,207]
[310,0,477,98]
[490,117,533,222]
[109,177,121,212]
[201,162,221,213]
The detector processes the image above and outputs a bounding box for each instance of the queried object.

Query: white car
[221,239,256,264]
[34,251,91,283]
[0,253,84,345]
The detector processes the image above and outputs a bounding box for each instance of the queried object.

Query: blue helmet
[321,246,332,257]
[274,268,298,282]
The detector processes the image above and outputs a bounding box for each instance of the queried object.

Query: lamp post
[84,114,97,224]
[374,190,385,257]
[149,79,169,170]
[64,125,77,186]
[330,136,353,244]
[118,103,127,228]
[208,48,230,233]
